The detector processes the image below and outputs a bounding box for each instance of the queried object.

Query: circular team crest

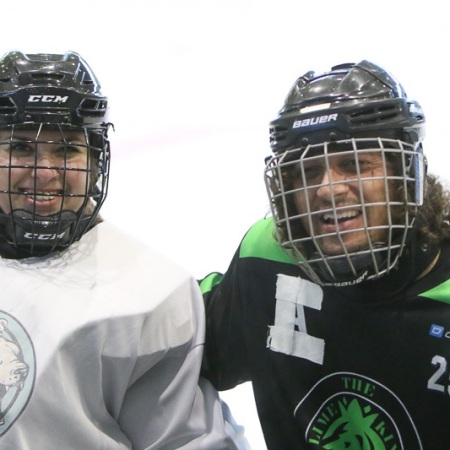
[0,311,35,435]
[295,372,422,449]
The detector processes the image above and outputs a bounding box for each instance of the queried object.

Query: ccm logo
[27,95,69,103]
[293,113,338,128]
[23,232,65,240]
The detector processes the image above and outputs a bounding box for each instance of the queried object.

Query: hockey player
[201,60,450,449]
[0,51,248,449]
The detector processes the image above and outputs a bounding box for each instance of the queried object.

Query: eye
[301,164,323,183]
[339,157,357,172]
[55,144,86,157]
[11,142,31,151]
[304,166,321,177]
[339,157,375,174]
[9,142,34,157]
[355,158,375,173]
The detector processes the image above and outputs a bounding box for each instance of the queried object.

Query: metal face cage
[0,123,110,254]
[265,137,425,286]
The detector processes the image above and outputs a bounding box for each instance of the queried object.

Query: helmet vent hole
[31,73,64,81]
[348,104,401,126]
[78,99,107,117]
[270,125,289,145]
[0,97,16,114]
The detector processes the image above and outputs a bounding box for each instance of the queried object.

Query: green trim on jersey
[239,218,295,265]
[419,278,450,304]
[201,218,295,296]
[200,272,223,295]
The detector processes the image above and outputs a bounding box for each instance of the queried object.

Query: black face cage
[0,123,110,254]
[264,137,426,286]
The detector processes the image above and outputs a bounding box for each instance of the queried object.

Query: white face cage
[264,137,426,286]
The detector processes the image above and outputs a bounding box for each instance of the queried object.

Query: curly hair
[268,161,450,251]
[417,174,450,245]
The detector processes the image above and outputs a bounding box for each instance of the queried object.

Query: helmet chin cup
[5,209,80,248]
[309,244,388,287]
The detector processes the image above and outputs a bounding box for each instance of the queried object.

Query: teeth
[323,210,358,221]
[35,195,56,201]
[22,191,59,201]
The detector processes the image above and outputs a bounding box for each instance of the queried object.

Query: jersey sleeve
[200,217,294,392]
[107,276,249,449]
[200,246,252,391]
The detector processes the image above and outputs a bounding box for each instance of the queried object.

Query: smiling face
[0,127,92,217]
[292,148,399,256]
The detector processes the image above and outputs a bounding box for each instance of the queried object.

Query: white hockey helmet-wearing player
[0,51,248,449]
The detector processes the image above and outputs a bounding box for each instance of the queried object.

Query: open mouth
[321,209,360,224]
[19,189,64,202]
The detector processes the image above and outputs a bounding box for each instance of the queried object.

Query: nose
[315,166,349,200]
[30,153,62,182]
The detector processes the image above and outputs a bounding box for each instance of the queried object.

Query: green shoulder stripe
[239,217,295,264]
[199,272,223,295]
[419,279,450,304]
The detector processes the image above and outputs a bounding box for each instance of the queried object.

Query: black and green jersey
[201,217,450,450]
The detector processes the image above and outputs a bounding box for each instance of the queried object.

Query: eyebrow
[0,134,86,144]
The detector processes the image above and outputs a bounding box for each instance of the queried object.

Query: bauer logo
[27,95,69,103]
[293,113,338,129]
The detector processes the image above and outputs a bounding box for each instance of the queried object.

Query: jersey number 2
[428,355,449,394]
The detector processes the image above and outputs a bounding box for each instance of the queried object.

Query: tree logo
[295,372,422,449]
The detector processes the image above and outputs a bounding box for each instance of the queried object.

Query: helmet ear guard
[265,61,427,286]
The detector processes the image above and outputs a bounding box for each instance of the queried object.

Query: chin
[320,239,369,256]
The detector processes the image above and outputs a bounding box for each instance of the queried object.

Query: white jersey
[0,223,248,449]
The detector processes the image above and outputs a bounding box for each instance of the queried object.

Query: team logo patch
[295,372,422,449]
[0,311,35,435]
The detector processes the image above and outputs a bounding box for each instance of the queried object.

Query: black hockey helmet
[0,51,111,257]
[265,60,427,286]
[269,60,425,153]
[0,50,108,127]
